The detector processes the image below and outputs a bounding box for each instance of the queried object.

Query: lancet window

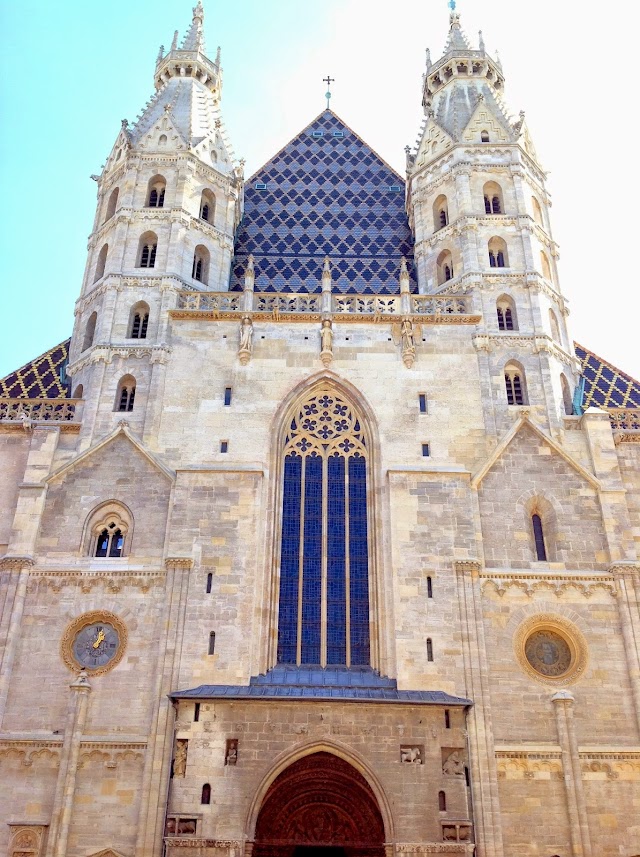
[277,389,371,668]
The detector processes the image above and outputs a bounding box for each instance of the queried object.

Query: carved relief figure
[173,739,188,777]
[400,745,422,764]
[443,750,465,776]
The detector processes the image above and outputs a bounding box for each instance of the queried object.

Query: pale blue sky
[1,0,638,380]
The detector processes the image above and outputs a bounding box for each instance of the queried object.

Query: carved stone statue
[173,739,188,777]
[320,319,333,367]
[238,316,253,365]
[400,319,416,369]
[443,750,465,776]
[400,746,422,764]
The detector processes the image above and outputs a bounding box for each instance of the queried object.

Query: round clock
[513,614,588,687]
[61,611,127,676]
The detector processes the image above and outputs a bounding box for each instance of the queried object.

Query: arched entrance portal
[253,752,386,857]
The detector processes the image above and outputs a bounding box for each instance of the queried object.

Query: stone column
[46,671,92,857]
[0,556,35,726]
[611,563,640,736]
[136,557,192,857]
[552,691,592,857]
[454,560,504,857]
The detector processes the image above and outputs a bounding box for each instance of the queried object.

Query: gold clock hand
[93,629,105,649]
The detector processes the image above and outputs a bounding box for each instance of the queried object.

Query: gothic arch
[262,373,386,674]
[246,741,394,847]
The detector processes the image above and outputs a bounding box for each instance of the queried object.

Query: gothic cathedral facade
[1,5,639,857]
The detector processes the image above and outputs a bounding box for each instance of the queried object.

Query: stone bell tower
[67,2,244,448]
[406,6,581,437]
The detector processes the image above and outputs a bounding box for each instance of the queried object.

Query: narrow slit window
[419,393,427,413]
[208,632,216,655]
[201,783,211,805]
[427,576,433,598]
[444,709,451,728]
[426,638,434,661]
[194,702,200,722]
[422,443,430,457]
[206,572,213,594]
[439,790,447,811]
[224,387,232,406]
[220,440,228,453]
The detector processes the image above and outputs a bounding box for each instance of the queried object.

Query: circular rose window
[514,615,588,686]
[524,629,572,678]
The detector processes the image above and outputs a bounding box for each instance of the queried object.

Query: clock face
[72,622,120,670]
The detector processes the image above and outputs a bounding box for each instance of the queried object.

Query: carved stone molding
[27,570,165,594]
[164,841,243,850]
[165,557,194,570]
[0,740,62,767]
[481,574,615,599]
[395,845,475,854]
[453,560,483,576]
[68,343,172,374]
[0,555,35,571]
[609,562,640,578]
[78,742,146,769]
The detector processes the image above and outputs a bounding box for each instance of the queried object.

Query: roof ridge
[575,341,640,388]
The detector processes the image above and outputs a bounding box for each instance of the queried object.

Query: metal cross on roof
[323,75,335,109]
[448,0,456,10]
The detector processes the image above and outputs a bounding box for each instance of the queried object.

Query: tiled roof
[172,665,472,705]
[0,339,70,399]
[230,110,416,294]
[575,343,640,410]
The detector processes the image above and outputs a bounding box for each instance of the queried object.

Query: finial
[193,1,204,21]
[400,257,408,275]
[323,256,331,274]
[171,30,178,50]
[425,47,431,69]
[323,75,335,110]
[478,30,485,51]
[216,46,221,65]
[448,0,456,11]
[495,50,502,69]
[156,45,165,65]
[404,145,411,154]
[121,118,129,129]
[247,254,255,274]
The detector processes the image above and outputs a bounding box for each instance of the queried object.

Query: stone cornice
[67,343,172,375]
[27,570,165,594]
[165,557,194,570]
[453,560,483,575]
[609,562,640,578]
[472,333,580,370]
[480,571,615,599]
[0,556,35,571]
[164,841,243,850]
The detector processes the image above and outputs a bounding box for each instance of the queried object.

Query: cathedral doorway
[253,752,385,857]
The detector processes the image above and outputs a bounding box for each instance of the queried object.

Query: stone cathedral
[1,4,640,857]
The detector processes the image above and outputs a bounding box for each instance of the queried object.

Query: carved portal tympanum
[253,752,385,857]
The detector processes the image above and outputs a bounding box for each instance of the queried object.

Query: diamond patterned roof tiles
[230,110,416,294]
[575,344,640,410]
[0,339,70,399]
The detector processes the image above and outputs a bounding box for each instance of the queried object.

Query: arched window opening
[480,130,490,142]
[532,196,543,227]
[129,302,150,339]
[192,244,210,284]
[146,175,166,208]
[82,312,97,352]
[433,194,449,232]
[504,362,527,405]
[540,250,552,281]
[116,375,136,412]
[104,187,119,223]
[158,134,167,146]
[438,790,447,811]
[85,502,133,558]
[483,181,503,215]
[532,513,547,561]
[427,638,434,661]
[488,237,508,268]
[199,189,216,223]
[138,232,158,268]
[561,374,573,416]
[95,525,125,558]
[201,783,211,805]
[437,249,454,286]
[206,572,213,593]
[549,308,561,343]
[497,296,517,331]
[94,243,108,283]
[72,384,84,399]
[277,387,371,667]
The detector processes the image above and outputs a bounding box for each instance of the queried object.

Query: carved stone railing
[174,291,477,321]
[0,398,79,423]
[609,409,640,432]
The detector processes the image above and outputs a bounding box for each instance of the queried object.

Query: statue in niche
[400,745,422,764]
[443,750,465,776]
[173,739,188,777]
[320,319,333,367]
[238,316,253,365]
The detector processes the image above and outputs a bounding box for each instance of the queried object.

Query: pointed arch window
[505,362,527,406]
[277,389,371,667]
[116,375,136,412]
[147,175,166,208]
[138,232,158,268]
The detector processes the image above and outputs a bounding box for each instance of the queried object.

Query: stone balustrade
[609,409,640,432]
[0,398,80,423]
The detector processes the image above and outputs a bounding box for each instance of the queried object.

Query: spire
[181,2,206,52]
[444,5,473,53]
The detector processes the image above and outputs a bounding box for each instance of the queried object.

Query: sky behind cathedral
[0,0,638,380]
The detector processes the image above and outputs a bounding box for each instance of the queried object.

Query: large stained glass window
[277,389,370,667]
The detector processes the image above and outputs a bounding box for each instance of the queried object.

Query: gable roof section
[575,343,640,410]
[0,339,70,399]
[230,110,416,295]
